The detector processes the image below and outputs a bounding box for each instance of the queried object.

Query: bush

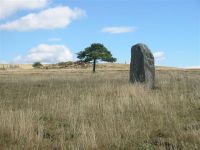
[32,62,43,68]
[58,61,74,68]
[58,62,66,66]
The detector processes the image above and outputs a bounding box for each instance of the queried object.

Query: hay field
[0,65,200,149]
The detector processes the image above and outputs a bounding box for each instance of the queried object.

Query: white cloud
[13,44,73,64]
[0,6,86,31]
[183,66,200,69]
[0,0,48,20]
[153,51,166,61]
[48,38,62,42]
[102,26,136,34]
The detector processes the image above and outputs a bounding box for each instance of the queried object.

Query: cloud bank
[0,60,7,64]
[183,66,200,69]
[0,0,48,20]
[13,44,73,64]
[153,51,166,61]
[102,26,136,34]
[0,6,86,31]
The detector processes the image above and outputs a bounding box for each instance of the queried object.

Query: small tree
[77,43,117,72]
[32,62,43,68]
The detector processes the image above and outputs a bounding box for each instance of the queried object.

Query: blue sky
[0,0,199,67]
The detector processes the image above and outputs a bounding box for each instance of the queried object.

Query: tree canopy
[77,43,117,72]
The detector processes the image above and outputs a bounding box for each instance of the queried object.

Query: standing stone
[130,43,155,89]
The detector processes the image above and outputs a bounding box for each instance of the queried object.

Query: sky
[0,0,199,67]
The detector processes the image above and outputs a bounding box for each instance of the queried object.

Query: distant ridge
[0,63,199,70]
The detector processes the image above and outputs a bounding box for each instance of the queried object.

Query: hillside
[0,63,193,71]
[0,65,199,149]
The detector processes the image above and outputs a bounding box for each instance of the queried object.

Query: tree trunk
[93,59,96,73]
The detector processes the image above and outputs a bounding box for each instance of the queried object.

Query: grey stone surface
[130,43,155,89]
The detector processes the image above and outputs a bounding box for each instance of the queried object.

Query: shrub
[32,62,43,68]
[58,62,66,67]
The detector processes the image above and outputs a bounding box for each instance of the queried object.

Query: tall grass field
[0,66,200,149]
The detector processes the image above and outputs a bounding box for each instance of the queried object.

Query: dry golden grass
[0,66,200,150]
